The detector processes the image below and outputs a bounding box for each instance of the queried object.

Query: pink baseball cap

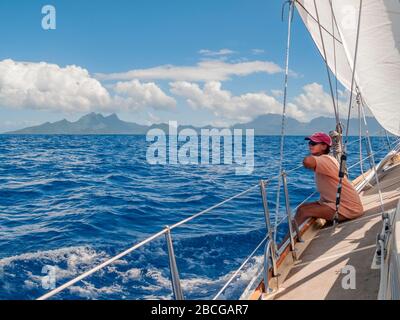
[305,132,332,146]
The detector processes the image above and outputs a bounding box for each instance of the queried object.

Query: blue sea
[0,135,394,300]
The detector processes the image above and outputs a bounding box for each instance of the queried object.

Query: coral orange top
[313,154,364,219]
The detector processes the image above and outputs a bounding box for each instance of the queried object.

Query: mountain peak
[106,113,120,120]
[81,112,103,119]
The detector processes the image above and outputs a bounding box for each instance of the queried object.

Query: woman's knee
[296,202,320,219]
[297,203,310,215]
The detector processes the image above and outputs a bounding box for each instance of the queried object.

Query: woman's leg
[295,201,347,226]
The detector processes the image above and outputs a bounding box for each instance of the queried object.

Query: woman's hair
[323,144,331,154]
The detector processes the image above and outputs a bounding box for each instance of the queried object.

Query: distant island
[3,112,385,136]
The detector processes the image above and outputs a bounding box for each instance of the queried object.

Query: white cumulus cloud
[251,49,265,55]
[0,59,111,112]
[95,60,283,82]
[0,59,176,113]
[293,82,350,121]
[170,81,302,124]
[113,79,176,110]
[169,81,355,124]
[198,49,236,56]
[271,89,283,97]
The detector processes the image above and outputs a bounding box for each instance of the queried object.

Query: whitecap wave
[1,242,264,299]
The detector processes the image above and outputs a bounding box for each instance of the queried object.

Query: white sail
[296,0,400,136]
[295,0,354,91]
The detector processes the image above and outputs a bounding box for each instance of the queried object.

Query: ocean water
[0,134,394,300]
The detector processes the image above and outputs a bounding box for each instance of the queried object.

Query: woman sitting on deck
[295,132,364,226]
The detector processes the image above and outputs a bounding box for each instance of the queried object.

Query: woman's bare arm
[303,156,316,170]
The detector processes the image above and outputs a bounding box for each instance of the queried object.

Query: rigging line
[281,0,291,21]
[213,236,268,300]
[332,0,363,225]
[360,97,385,215]
[294,0,343,44]
[344,128,385,147]
[329,0,340,119]
[347,137,400,170]
[358,101,365,176]
[313,0,339,124]
[274,0,294,243]
[384,130,393,150]
[344,0,363,147]
[327,0,359,84]
[295,0,348,114]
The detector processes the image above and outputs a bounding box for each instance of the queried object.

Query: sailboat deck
[267,161,400,300]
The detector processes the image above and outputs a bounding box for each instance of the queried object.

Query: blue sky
[0,0,345,132]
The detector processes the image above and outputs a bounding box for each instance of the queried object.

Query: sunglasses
[308,141,321,146]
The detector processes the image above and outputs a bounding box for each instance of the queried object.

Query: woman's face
[308,141,328,156]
